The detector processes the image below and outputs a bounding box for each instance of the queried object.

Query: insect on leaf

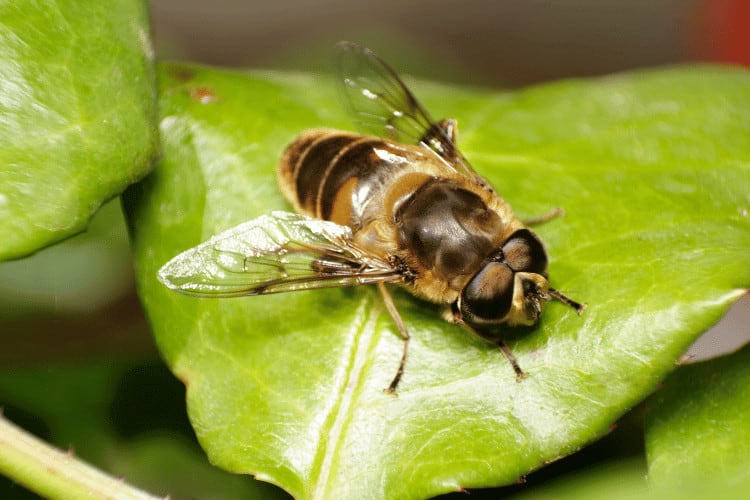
[126,61,750,499]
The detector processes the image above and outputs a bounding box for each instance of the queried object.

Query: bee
[158,42,584,395]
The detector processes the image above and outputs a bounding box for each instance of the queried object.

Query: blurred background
[1,1,748,498]
[151,0,750,86]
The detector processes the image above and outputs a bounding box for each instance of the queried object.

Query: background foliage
[0,0,157,260]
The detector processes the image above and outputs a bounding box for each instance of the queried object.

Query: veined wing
[336,41,485,184]
[158,211,402,298]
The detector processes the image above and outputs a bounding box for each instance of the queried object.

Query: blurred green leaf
[111,434,290,500]
[0,0,158,260]
[645,342,750,496]
[509,458,648,500]
[0,361,287,500]
[0,200,132,318]
[126,62,750,498]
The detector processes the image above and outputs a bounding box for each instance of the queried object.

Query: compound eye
[460,262,514,324]
[502,229,548,275]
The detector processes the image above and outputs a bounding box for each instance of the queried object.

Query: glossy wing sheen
[336,41,483,182]
[157,211,401,297]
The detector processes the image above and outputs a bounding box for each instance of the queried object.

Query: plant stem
[0,414,163,499]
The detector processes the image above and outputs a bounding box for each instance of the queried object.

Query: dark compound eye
[460,262,514,324]
[501,229,548,275]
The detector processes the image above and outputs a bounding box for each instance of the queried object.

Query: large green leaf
[0,0,157,260]
[126,62,750,499]
[645,343,750,496]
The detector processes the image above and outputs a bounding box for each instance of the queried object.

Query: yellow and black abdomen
[278,128,426,228]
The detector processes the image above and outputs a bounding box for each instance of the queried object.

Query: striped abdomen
[277,129,435,229]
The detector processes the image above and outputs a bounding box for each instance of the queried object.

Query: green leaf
[645,343,750,496]
[0,199,132,319]
[0,0,158,261]
[126,62,750,499]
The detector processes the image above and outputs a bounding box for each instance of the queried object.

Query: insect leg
[450,303,527,381]
[377,282,410,395]
[522,207,565,226]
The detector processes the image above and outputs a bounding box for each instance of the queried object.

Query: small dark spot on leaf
[189,86,218,104]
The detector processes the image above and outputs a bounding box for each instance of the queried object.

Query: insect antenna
[549,288,586,315]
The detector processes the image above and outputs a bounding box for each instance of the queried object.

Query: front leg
[448,302,527,381]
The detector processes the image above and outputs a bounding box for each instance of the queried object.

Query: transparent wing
[336,41,484,182]
[157,211,402,298]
